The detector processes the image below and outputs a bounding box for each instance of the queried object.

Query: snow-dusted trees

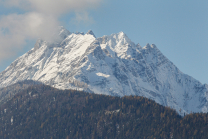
[69,78,88,89]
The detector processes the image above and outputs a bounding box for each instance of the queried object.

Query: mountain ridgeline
[0,27,208,115]
[0,84,208,139]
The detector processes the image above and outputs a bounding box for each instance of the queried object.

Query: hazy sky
[0,0,208,84]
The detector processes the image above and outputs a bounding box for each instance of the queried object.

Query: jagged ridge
[0,27,208,115]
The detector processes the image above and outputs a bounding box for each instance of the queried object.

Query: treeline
[0,84,208,139]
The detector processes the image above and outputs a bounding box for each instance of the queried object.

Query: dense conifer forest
[0,84,208,139]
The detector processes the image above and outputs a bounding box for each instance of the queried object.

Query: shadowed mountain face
[0,27,208,115]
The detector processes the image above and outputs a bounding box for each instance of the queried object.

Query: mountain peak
[144,43,151,49]
[118,31,125,35]
[117,31,127,38]
[34,39,44,51]
[0,28,208,115]
[58,26,71,39]
[86,30,96,38]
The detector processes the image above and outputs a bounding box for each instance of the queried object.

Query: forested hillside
[0,84,208,139]
[0,80,41,105]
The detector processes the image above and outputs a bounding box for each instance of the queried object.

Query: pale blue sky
[0,0,208,84]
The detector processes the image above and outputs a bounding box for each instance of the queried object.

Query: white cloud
[0,13,60,40]
[0,0,102,62]
[2,0,102,16]
[0,12,60,61]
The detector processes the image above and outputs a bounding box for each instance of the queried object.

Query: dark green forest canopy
[0,84,208,139]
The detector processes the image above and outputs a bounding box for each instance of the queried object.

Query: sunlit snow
[0,27,208,116]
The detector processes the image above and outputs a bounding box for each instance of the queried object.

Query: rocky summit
[0,27,208,115]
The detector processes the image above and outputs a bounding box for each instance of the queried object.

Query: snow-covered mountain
[0,27,208,115]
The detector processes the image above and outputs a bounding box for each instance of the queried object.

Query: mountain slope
[0,27,208,114]
[1,84,208,139]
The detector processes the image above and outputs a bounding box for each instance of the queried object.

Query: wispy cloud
[71,12,95,25]
[0,0,102,62]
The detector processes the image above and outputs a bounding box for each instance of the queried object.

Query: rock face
[0,27,208,115]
